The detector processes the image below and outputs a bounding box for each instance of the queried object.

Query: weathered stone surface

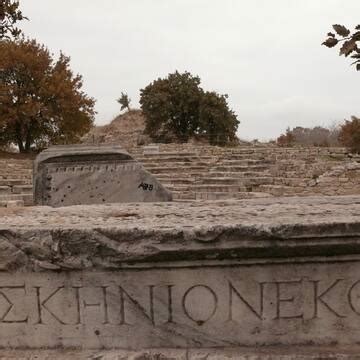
[1,347,360,359]
[33,145,172,207]
[0,195,360,270]
[0,196,360,354]
[2,264,360,349]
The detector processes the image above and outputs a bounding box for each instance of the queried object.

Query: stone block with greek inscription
[33,145,172,206]
[0,196,360,358]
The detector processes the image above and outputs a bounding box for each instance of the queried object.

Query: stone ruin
[33,144,172,206]
[0,196,360,359]
[0,143,360,358]
[1,143,360,207]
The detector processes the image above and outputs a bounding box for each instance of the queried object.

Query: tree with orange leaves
[338,116,360,154]
[0,38,95,152]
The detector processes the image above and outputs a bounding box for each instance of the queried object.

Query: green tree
[338,116,360,153]
[0,0,26,39]
[0,38,95,152]
[117,92,131,112]
[140,71,239,145]
[199,91,239,146]
[322,24,360,70]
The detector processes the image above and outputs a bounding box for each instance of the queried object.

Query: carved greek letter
[310,279,346,319]
[0,285,28,323]
[273,280,303,320]
[118,285,155,325]
[82,286,110,324]
[166,285,174,323]
[348,280,360,315]
[34,286,67,325]
[228,281,264,321]
[182,285,218,326]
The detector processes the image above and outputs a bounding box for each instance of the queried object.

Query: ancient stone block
[143,144,160,155]
[3,264,360,349]
[0,196,360,357]
[33,145,172,206]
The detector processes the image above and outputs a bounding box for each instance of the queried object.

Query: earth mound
[82,110,149,150]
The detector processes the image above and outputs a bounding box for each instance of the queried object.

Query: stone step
[172,190,273,201]
[141,151,197,158]
[220,159,272,166]
[0,174,32,180]
[211,165,270,172]
[208,171,271,178]
[137,156,201,163]
[146,166,208,174]
[258,184,304,196]
[0,185,33,195]
[194,191,273,200]
[161,178,196,185]
[0,199,25,208]
[142,161,210,168]
[138,154,215,160]
[169,184,248,193]
[12,185,33,194]
[0,179,32,186]
[221,154,268,160]
[198,177,274,186]
[172,191,196,200]
[0,193,33,206]
[0,186,12,195]
[155,172,206,180]
[273,177,312,187]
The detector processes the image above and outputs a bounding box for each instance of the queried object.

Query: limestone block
[33,145,172,206]
[143,144,160,155]
[0,196,360,353]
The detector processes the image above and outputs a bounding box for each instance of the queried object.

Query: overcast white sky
[20,0,360,140]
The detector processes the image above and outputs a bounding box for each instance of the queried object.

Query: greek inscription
[119,285,155,325]
[3,274,360,335]
[166,285,174,324]
[273,280,303,320]
[182,285,218,326]
[228,281,264,321]
[82,286,110,324]
[310,279,346,319]
[348,280,360,315]
[34,286,68,325]
[0,285,28,323]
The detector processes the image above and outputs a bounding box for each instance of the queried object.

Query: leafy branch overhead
[322,24,360,71]
[0,0,27,39]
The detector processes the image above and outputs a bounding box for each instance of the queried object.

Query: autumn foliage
[277,126,340,147]
[276,128,295,147]
[0,38,95,152]
[338,116,360,154]
[322,24,360,71]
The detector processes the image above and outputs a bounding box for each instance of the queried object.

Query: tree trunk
[15,125,25,153]
[24,130,32,153]
[17,139,24,153]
